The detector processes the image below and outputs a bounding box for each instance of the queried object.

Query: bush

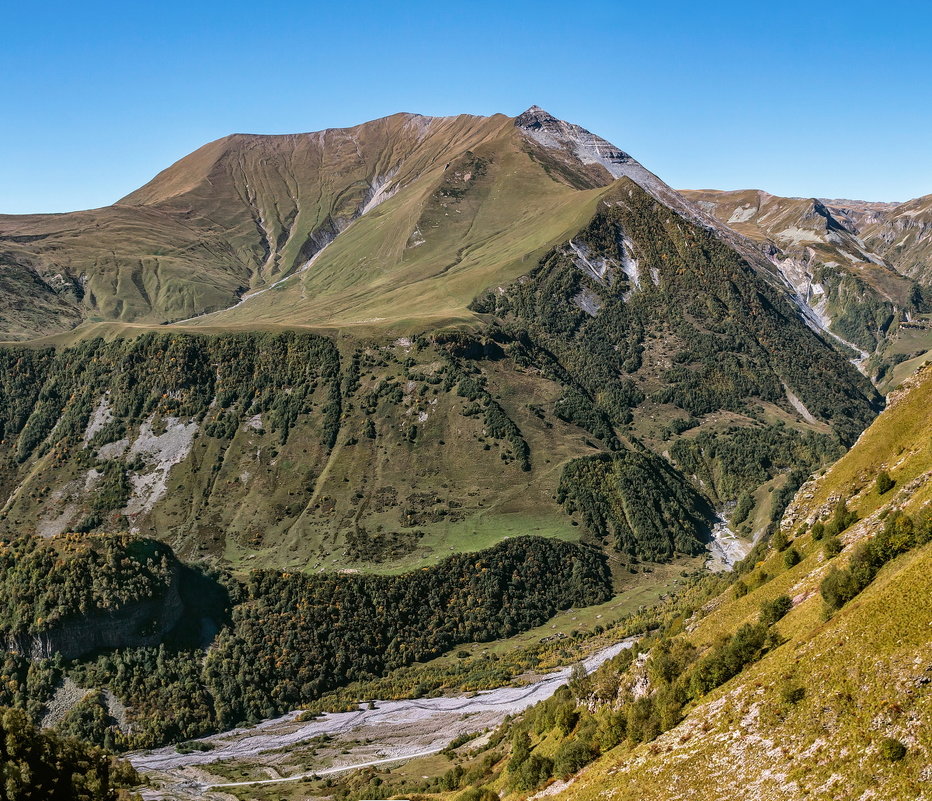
[820,567,861,610]
[508,730,531,771]
[175,740,213,754]
[595,709,626,751]
[771,530,789,552]
[553,738,597,778]
[821,509,931,613]
[627,696,661,744]
[732,493,754,525]
[782,547,801,568]
[810,521,825,541]
[511,753,554,791]
[823,536,843,559]
[688,623,768,700]
[878,737,907,762]
[824,500,857,538]
[759,595,793,626]
[779,682,805,705]
[875,470,895,495]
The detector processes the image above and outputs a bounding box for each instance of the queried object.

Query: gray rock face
[513,107,780,278]
[7,564,184,661]
[514,105,635,176]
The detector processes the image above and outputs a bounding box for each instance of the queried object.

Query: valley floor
[134,640,635,799]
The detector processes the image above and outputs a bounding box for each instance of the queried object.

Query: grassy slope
[1,178,879,575]
[0,336,603,574]
[0,255,83,341]
[0,113,513,335]
[184,123,610,332]
[0,112,611,340]
[544,365,932,801]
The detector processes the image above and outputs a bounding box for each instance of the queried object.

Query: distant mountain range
[685,188,931,366]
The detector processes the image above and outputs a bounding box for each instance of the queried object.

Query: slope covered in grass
[538,366,932,801]
[420,366,931,801]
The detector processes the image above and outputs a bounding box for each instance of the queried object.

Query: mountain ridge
[3,105,911,351]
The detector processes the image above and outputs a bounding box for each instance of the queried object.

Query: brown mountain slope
[1,108,798,341]
[0,113,516,336]
[854,192,932,285]
[684,188,930,363]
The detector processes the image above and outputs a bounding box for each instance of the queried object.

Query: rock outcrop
[7,562,184,660]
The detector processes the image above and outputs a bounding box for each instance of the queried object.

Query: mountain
[0,109,619,339]
[0,108,887,342]
[832,193,932,285]
[0,108,882,574]
[0,107,909,767]
[684,189,932,377]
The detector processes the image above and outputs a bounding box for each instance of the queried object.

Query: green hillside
[426,365,932,801]
[0,174,880,573]
[0,107,921,790]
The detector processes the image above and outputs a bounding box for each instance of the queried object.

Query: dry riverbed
[134,639,635,799]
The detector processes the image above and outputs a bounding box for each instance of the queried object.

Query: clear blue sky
[2,0,930,213]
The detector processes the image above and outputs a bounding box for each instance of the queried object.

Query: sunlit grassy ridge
[0,111,614,340]
[532,365,932,801]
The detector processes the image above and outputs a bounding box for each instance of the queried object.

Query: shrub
[553,738,597,778]
[688,622,769,700]
[820,567,861,610]
[732,493,754,525]
[553,699,580,735]
[779,682,805,705]
[627,696,661,744]
[810,521,825,541]
[508,730,531,772]
[821,509,930,613]
[771,530,789,552]
[759,595,793,626]
[595,709,626,751]
[824,500,857,538]
[782,547,801,568]
[823,536,843,559]
[875,470,895,495]
[878,737,907,762]
[511,753,553,791]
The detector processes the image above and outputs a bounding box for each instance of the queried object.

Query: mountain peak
[513,105,633,171]
[514,105,556,126]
